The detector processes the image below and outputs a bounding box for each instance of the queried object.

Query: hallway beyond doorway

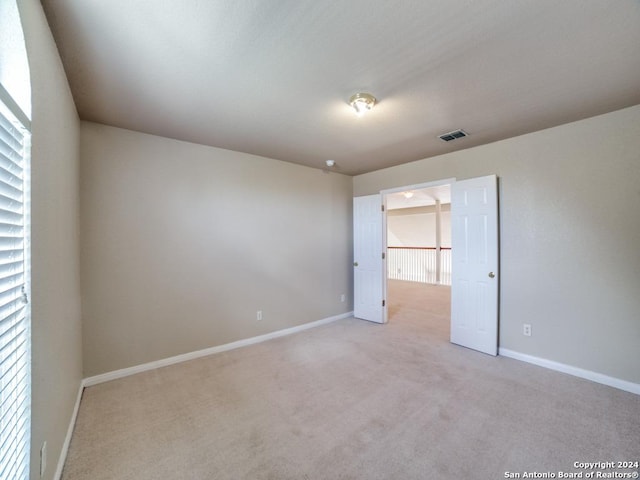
[387,279,451,341]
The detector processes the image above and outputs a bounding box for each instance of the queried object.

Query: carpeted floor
[62,281,640,479]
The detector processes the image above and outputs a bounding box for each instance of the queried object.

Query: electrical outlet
[256,310,262,321]
[340,294,345,302]
[40,441,47,477]
[523,324,532,337]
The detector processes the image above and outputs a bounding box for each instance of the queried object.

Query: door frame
[380,178,456,323]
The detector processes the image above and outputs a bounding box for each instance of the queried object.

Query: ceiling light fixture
[403,191,414,199]
[349,93,376,116]
[325,159,336,167]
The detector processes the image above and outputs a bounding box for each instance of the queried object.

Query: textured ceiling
[387,185,451,210]
[42,0,640,175]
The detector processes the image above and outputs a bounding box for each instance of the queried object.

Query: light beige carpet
[62,281,640,479]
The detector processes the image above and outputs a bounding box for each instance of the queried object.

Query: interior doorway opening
[354,175,499,355]
[383,182,452,326]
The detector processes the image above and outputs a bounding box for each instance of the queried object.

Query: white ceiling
[386,185,451,210]
[41,1,640,175]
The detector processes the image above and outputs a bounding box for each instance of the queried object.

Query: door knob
[488,272,495,278]
[354,262,359,267]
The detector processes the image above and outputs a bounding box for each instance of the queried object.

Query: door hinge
[382,300,386,307]
[381,204,385,212]
[382,252,385,260]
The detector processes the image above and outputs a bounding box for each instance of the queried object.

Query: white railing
[387,247,451,285]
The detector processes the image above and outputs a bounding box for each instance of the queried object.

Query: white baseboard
[83,311,353,387]
[54,382,84,480]
[499,348,640,396]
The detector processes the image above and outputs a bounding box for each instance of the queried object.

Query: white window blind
[0,84,31,480]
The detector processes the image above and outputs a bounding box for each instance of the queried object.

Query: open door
[450,175,499,355]
[353,195,384,323]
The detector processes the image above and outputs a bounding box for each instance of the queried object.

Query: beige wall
[355,104,640,384]
[18,1,83,479]
[387,209,451,248]
[80,122,353,376]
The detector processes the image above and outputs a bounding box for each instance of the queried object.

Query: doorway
[353,175,499,356]
[384,183,452,329]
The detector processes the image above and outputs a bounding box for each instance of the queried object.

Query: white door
[450,175,499,355]
[353,195,384,323]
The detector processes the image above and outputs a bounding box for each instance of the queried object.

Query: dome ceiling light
[349,93,376,116]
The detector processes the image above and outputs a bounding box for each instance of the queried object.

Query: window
[0,83,31,480]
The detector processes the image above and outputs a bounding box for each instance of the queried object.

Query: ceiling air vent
[438,129,468,142]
